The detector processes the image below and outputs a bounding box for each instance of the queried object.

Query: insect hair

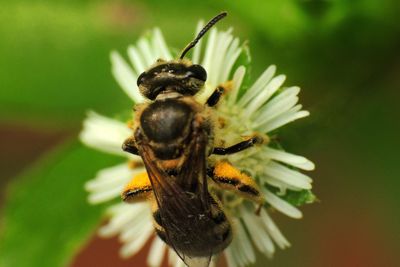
[179,11,228,59]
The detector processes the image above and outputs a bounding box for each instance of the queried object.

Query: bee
[121,12,265,267]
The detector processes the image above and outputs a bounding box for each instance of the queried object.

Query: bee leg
[121,171,152,203]
[152,207,168,243]
[122,136,139,155]
[206,85,225,107]
[208,160,265,205]
[212,135,264,155]
[207,81,233,107]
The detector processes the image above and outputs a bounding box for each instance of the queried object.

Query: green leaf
[0,142,122,267]
[281,189,316,207]
[265,184,316,207]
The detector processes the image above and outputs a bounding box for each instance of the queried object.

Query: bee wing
[139,129,214,267]
[175,126,209,206]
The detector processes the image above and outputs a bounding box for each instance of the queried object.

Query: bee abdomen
[210,203,232,249]
[155,227,167,242]
[152,204,232,256]
[212,211,226,224]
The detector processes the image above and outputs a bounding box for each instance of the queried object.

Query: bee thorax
[140,99,193,143]
[155,90,182,100]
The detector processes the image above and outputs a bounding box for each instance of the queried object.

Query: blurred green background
[1,0,399,266]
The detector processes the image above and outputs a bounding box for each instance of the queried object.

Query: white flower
[80,22,315,267]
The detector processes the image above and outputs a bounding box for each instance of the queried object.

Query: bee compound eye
[137,72,146,86]
[188,64,207,81]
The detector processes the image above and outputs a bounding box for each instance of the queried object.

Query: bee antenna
[179,11,227,60]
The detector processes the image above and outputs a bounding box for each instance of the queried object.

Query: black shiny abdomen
[140,99,193,143]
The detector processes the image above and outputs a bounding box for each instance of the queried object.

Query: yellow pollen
[123,171,150,191]
[214,161,252,184]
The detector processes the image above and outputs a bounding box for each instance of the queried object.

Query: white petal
[196,29,242,104]
[184,257,211,267]
[209,29,233,86]
[262,147,315,170]
[225,221,245,267]
[243,74,286,118]
[235,219,256,265]
[79,111,132,156]
[86,164,144,204]
[262,85,300,108]
[195,29,218,103]
[260,105,310,133]
[85,164,137,192]
[127,45,146,75]
[87,186,123,204]
[168,248,178,266]
[99,203,148,237]
[152,28,172,60]
[201,28,217,75]
[237,65,276,107]
[262,161,312,190]
[241,206,275,258]
[111,51,144,103]
[227,66,246,105]
[168,248,185,267]
[262,176,306,194]
[147,237,167,267]
[120,208,152,242]
[262,188,303,219]
[91,164,141,184]
[224,247,238,267]
[120,221,153,258]
[252,86,300,127]
[261,177,289,193]
[260,209,291,249]
[138,38,155,66]
[220,37,241,83]
[174,257,186,267]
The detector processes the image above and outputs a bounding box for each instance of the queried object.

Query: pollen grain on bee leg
[121,171,152,203]
[211,160,264,204]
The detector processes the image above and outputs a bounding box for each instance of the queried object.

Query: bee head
[137,12,227,100]
[137,61,207,100]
